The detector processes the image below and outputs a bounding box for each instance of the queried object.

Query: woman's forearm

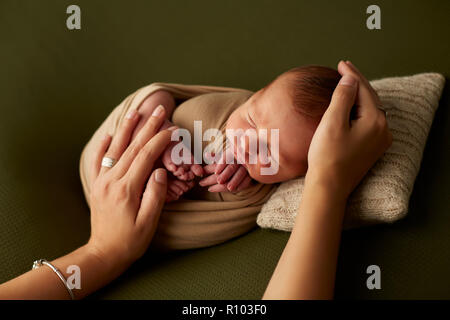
[0,244,125,300]
[263,176,347,300]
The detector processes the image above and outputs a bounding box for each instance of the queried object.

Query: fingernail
[155,169,166,184]
[339,74,356,87]
[152,105,165,117]
[346,60,353,66]
[125,109,137,120]
[167,126,178,131]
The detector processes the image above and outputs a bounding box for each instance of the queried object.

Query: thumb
[324,74,358,127]
[136,168,167,228]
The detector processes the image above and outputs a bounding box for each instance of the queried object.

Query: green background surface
[0,0,449,299]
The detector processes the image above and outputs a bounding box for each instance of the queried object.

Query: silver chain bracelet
[32,259,75,300]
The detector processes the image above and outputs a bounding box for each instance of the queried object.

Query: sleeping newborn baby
[79,65,341,249]
[143,65,341,201]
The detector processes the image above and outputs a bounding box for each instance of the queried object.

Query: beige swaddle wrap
[79,83,275,250]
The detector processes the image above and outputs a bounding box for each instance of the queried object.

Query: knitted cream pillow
[257,73,445,230]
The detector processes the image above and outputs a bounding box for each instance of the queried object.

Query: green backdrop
[0,0,449,299]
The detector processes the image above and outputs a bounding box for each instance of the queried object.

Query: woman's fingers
[125,129,172,194]
[136,168,167,228]
[99,110,141,175]
[345,61,381,105]
[91,134,112,185]
[325,73,358,127]
[337,61,380,119]
[112,105,167,178]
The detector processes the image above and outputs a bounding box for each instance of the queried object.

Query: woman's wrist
[304,168,350,205]
[84,241,133,280]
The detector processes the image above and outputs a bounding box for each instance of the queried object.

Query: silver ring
[101,157,116,168]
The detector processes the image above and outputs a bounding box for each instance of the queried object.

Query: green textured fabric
[0,0,449,299]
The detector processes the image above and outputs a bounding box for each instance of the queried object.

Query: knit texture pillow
[257,73,445,231]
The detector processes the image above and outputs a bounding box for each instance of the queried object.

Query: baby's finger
[199,173,219,187]
[191,164,204,177]
[178,171,194,181]
[172,179,190,192]
[203,164,217,175]
[235,176,252,192]
[214,163,228,175]
[165,190,178,203]
[186,180,196,189]
[226,166,248,192]
[217,164,240,184]
[169,183,184,196]
[208,184,228,192]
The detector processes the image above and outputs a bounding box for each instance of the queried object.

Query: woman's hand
[264,61,392,300]
[306,61,392,199]
[87,107,172,272]
[0,106,173,300]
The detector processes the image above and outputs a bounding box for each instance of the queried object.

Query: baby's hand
[161,142,204,181]
[199,151,252,193]
[166,175,195,202]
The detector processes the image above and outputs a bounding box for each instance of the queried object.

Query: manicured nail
[339,74,356,87]
[155,169,166,184]
[152,105,165,117]
[125,109,137,119]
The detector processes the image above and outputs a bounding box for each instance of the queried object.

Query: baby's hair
[277,65,341,121]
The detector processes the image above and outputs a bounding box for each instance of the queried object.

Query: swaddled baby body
[80,65,341,249]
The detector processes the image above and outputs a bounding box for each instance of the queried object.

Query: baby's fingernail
[152,105,165,117]
[339,74,356,87]
[125,109,137,119]
[155,169,167,184]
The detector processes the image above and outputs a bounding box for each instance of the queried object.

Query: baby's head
[226,65,341,183]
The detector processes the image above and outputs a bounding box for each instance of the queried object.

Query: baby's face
[226,75,318,183]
